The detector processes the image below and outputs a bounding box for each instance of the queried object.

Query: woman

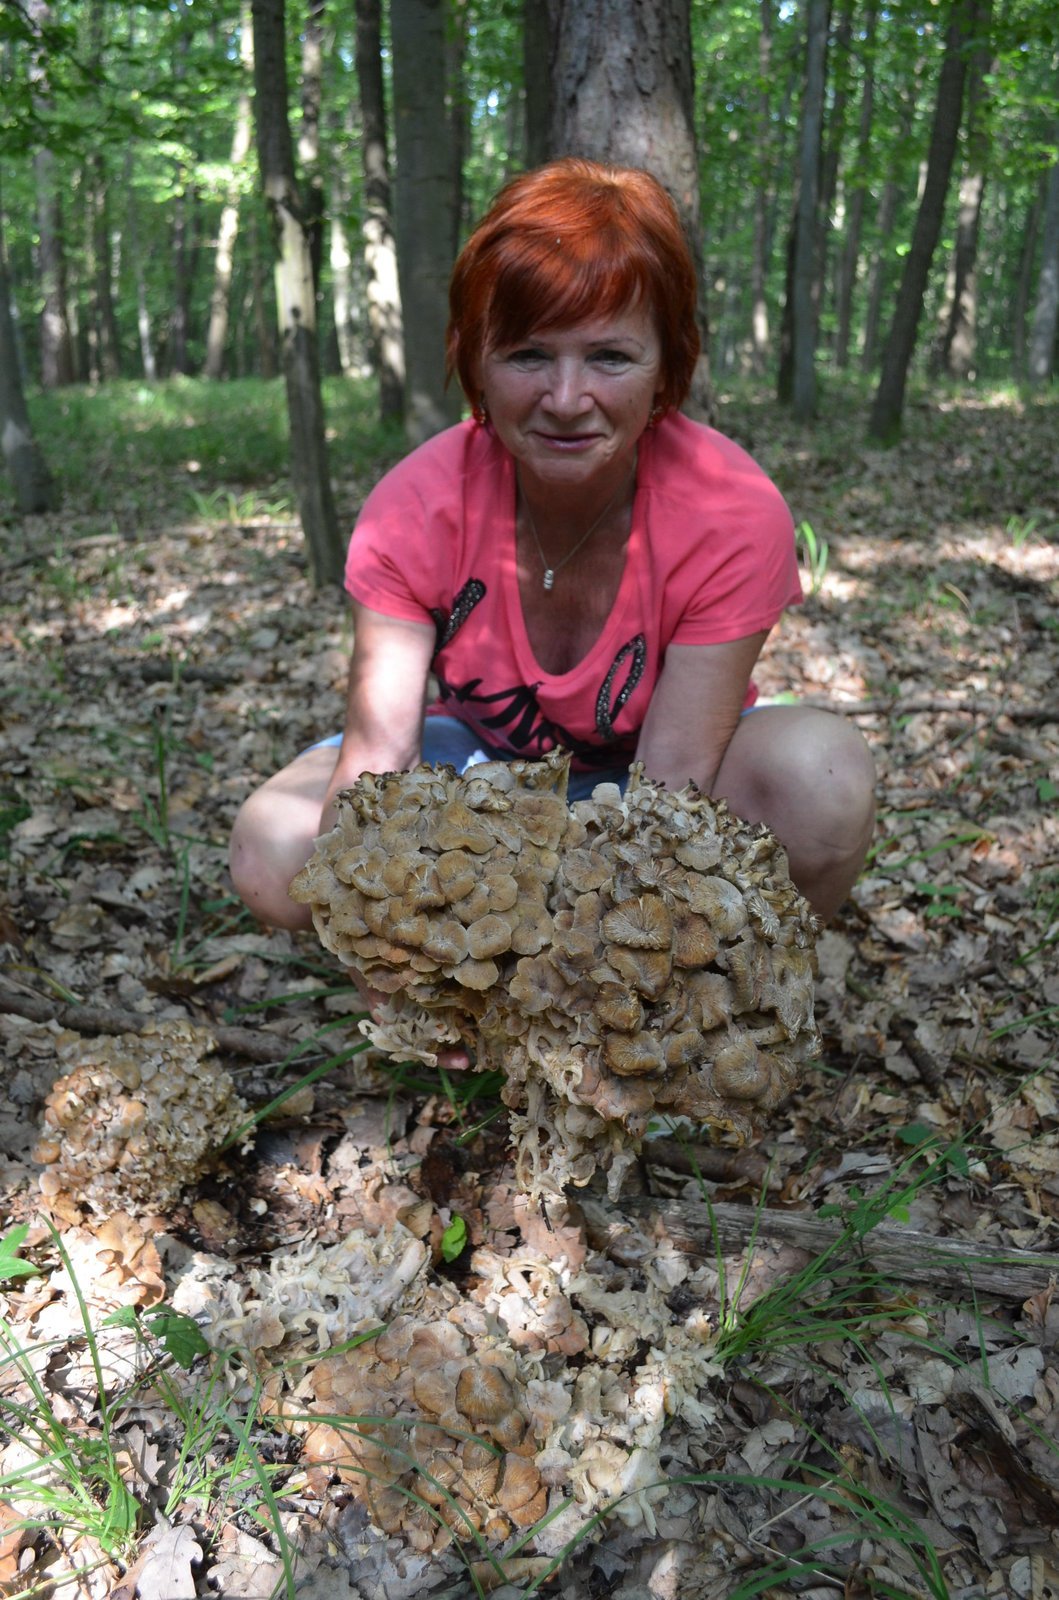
[230,158,875,933]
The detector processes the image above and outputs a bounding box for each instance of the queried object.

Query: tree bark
[931,2,993,380]
[1013,178,1044,378]
[205,5,255,380]
[522,0,555,170]
[354,0,404,422]
[252,0,343,586]
[0,185,57,513]
[592,1195,1059,1304]
[299,0,326,295]
[868,0,978,442]
[1026,129,1059,387]
[816,0,853,348]
[27,1,75,388]
[547,0,713,419]
[750,0,775,374]
[790,0,829,420]
[390,0,462,445]
[834,0,877,368]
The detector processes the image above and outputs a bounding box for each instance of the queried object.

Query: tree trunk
[1026,130,1059,387]
[750,0,774,374]
[547,0,713,419]
[834,0,877,369]
[447,0,469,252]
[354,0,404,422]
[205,5,255,380]
[252,0,343,586]
[329,104,358,377]
[860,156,902,373]
[27,0,75,389]
[299,0,326,295]
[0,189,56,513]
[522,0,554,169]
[390,0,462,444]
[1014,178,1044,378]
[931,2,993,380]
[816,0,853,349]
[868,0,978,443]
[790,0,829,420]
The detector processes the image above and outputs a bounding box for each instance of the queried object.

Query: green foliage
[440,1214,468,1262]
[795,518,830,593]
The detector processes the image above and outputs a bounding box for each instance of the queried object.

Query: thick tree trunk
[1026,132,1059,387]
[0,195,56,513]
[547,0,713,419]
[252,0,343,586]
[390,0,462,444]
[354,0,404,422]
[205,5,255,380]
[834,0,877,369]
[931,5,993,380]
[790,0,829,420]
[522,0,554,169]
[868,0,978,443]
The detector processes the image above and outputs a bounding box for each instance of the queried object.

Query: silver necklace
[520,471,635,593]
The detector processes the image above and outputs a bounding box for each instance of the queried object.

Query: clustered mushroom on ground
[34,1020,247,1222]
[290,750,819,1197]
[32,755,819,1591]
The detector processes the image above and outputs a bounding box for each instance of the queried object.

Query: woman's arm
[633,632,769,795]
[320,600,437,829]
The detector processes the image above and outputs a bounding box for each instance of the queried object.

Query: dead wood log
[590,1194,1059,1303]
[0,977,305,1066]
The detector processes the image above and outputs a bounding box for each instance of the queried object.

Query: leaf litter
[0,383,1057,1598]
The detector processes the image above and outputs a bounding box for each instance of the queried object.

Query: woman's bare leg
[711,707,876,921]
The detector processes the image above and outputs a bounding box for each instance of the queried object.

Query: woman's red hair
[447,158,700,417]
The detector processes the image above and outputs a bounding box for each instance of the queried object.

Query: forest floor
[0,377,1057,1600]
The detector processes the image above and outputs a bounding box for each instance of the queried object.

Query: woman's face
[479,300,663,494]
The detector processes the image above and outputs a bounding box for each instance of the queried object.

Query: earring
[647,403,664,428]
[472,396,489,426]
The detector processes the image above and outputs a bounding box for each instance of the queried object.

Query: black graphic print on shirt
[430,578,645,765]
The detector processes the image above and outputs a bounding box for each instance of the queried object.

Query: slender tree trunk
[931,2,993,380]
[816,0,853,348]
[860,164,901,372]
[354,0,404,421]
[834,0,877,368]
[447,0,469,250]
[251,212,278,379]
[252,0,343,585]
[329,105,357,377]
[1014,179,1044,378]
[547,0,713,418]
[0,187,56,512]
[34,150,74,388]
[300,0,326,294]
[750,0,774,373]
[205,5,254,379]
[790,0,829,419]
[868,0,978,442]
[1027,134,1059,387]
[391,0,462,444]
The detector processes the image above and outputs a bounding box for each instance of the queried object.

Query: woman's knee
[228,785,316,929]
[718,709,876,853]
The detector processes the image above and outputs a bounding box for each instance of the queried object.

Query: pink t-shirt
[345,413,802,772]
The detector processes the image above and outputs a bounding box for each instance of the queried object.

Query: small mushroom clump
[302,1315,550,1554]
[291,752,818,1196]
[34,1021,248,1218]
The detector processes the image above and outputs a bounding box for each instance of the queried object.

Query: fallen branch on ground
[589,1194,1059,1303]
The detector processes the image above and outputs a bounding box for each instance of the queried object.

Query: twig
[594,1195,1059,1303]
[0,977,294,1065]
[889,1013,954,1104]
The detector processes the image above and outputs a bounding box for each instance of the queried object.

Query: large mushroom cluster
[290,752,818,1196]
[34,1020,247,1219]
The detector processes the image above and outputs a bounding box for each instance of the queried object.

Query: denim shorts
[309,716,632,802]
[309,704,773,804]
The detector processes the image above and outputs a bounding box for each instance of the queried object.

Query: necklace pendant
[542,569,555,592]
